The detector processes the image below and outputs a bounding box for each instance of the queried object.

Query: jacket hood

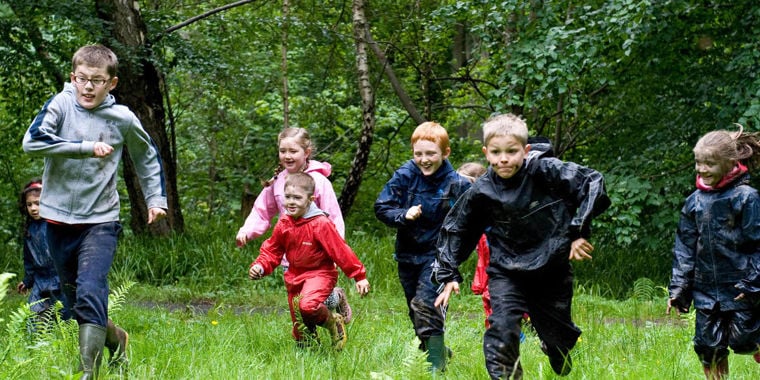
[304,160,332,177]
[289,202,327,224]
[303,202,326,219]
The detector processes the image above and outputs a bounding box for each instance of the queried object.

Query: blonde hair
[284,172,315,196]
[482,113,529,146]
[694,124,760,170]
[411,122,450,151]
[457,162,486,183]
[72,45,118,78]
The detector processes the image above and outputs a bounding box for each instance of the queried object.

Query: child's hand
[666,298,689,315]
[569,238,594,261]
[93,141,114,158]
[16,282,27,294]
[405,204,422,220]
[147,207,166,224]
[434,282,460,308]
[249,264,264,280]
[355,279,370,297]
[236,231,249,247]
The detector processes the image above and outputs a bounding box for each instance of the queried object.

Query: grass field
[2,277,759,380]
[1,220,758,379]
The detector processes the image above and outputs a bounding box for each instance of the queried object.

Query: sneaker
[541,341,572,376]
[326,313,347,351]
[753,351,760,364]
[334,287,353,324]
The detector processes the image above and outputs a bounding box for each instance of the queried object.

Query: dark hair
[19,179,42,237]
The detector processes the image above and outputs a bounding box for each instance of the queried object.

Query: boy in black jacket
[433,113,610,379]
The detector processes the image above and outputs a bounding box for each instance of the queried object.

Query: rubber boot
[79,323,106,380]
[105,319,129,369]
[323,312,347,351]
[424,335,447,372]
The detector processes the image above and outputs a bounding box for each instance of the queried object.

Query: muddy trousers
[484,264,580,380]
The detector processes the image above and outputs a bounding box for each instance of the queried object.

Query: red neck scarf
[696,162,748,191]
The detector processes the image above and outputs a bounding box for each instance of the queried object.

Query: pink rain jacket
[238,160,344,242]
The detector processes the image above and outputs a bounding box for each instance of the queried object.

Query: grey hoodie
[22,83,167,224]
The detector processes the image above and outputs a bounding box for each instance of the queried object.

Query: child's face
[412,140,450,176]
[694,153,734,187]
[70,65,117,110]
[483,135,531,179]
[26,193,41,220]
[283,184,313,219]
[279,137,311,173]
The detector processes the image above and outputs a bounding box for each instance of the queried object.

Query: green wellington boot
[424,335,448,372]
[79,323,106,380]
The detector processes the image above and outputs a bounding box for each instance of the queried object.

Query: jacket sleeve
[21,242,35,288]
[125,114,167,209]
[238,185,279,240]
[22,94,96,158]
[530,158,611,239]
[734,192,760,299]
[254,222,286,275]
[434,189,487,284]
[471,235,490,294]
[312,174,345,238]
[374,170,413,228]
[669,201,696,308]
[317,219,367,282]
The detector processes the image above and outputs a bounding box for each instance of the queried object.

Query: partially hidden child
[16,179,62,329]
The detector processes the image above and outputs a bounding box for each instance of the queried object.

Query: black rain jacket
[669,173,760,311]
[434,146,610,284]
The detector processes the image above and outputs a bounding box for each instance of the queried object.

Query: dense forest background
[1,0,758,296]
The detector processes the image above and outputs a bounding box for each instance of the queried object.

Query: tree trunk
[96,0,184,234]
[281,0,290,129]
[339,0,376,215]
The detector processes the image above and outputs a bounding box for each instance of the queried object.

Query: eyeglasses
[73,75,111,88]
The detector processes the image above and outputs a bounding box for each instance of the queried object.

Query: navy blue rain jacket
[669,173,760,311]
[434,148,610,284]
[374,159,471,264]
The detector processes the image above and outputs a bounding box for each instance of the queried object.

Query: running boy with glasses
[23,44,166,379]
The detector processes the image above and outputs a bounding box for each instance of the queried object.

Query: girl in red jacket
[249,173,370,350]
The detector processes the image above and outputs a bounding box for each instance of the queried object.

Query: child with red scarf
[668,127,760,379]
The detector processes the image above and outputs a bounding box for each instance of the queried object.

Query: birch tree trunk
[339,0,376,215]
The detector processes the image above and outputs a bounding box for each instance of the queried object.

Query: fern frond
[108,280,136,313]
[633,277,656,301]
